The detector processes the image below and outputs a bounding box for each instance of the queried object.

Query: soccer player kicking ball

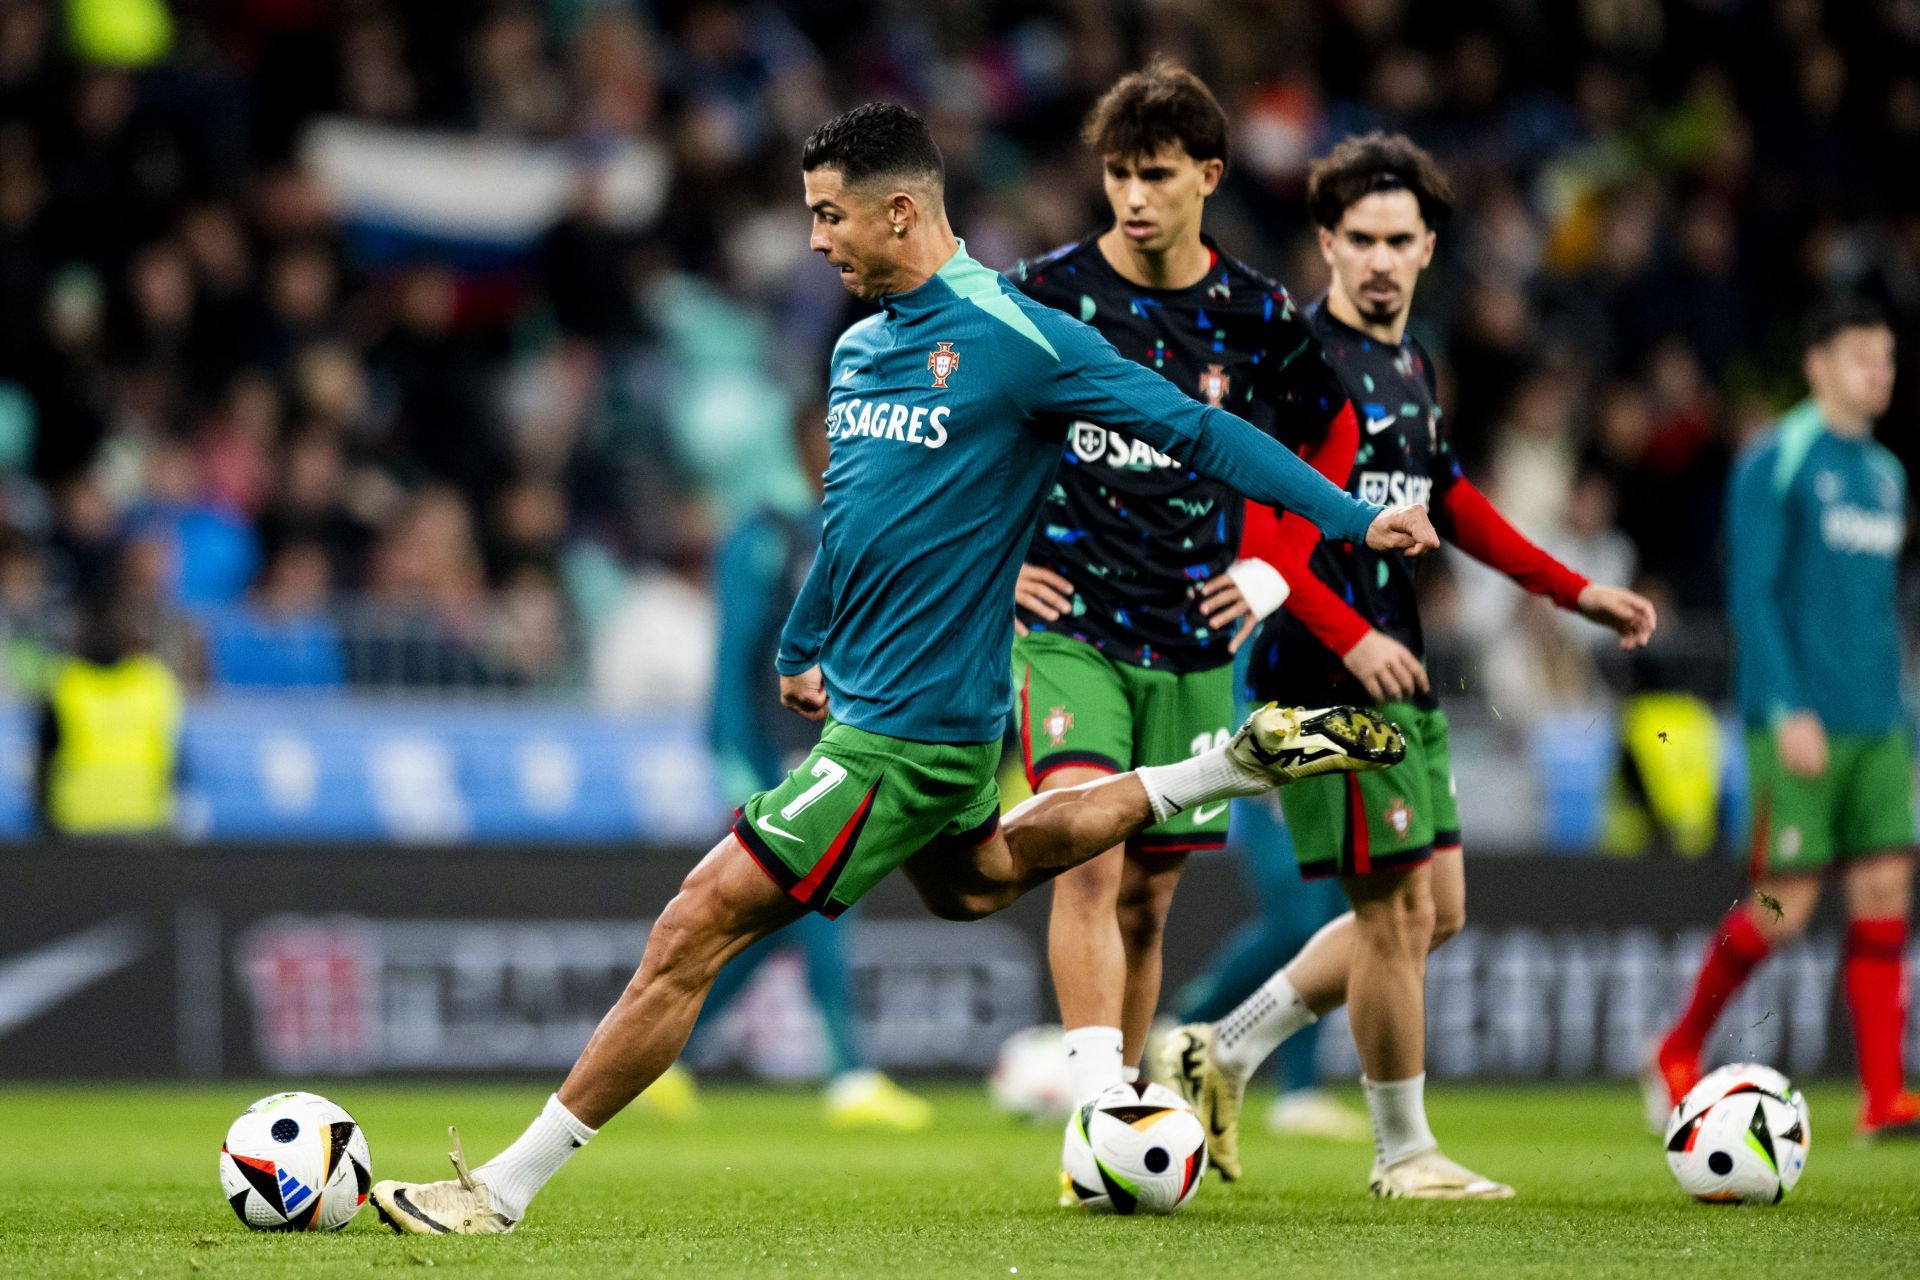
[1005,64,1368,1151]
[1158,133,1657,1199]
[1648,299,1920,1141]
[369,104,1437,1235]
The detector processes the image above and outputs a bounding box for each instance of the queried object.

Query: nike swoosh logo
[1365,414,1398,435]
[391,1188,452,1234]
[755,815,802,842]
[0,917,146,1039]
[1192,802,1228,825]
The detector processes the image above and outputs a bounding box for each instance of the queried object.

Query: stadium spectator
[34,601,183,835]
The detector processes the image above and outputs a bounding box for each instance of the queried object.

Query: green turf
[2,1082,1916,1278]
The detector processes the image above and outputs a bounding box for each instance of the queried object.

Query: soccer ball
[220,1091,372,1231]
[989,1025,1074,1121]
[1663,1062,1810,1205]
[1061,1081,1208,1214]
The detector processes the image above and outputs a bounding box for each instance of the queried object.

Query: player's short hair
[801,103,944,193]
[1081,58,1229,166]
[1803,296,1891,352]
[1307,132,1454,230]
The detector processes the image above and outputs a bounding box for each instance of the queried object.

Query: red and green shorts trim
[733,719,1002,917]
[1279,701,1461,880]
[1013,629,1235,854]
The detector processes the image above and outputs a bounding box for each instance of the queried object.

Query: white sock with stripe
[1136,746,1268,824]
[475,1094,597,1222]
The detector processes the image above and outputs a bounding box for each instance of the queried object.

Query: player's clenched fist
[1365,503,1439,556]
[779,664,829,720]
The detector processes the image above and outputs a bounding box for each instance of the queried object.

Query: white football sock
[1136,744,1268,823]
[1212,970,1316,1078]
[1062,1025,1125,1103]
[475,1094,597,1221]
[1363,1073,1437,1167]
[1121,1065,1140,1084]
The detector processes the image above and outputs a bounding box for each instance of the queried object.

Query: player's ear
[1199,157,1224,197]
[1419,228,1436,268]
[885,189,915,237]
[1317,225,1336,267]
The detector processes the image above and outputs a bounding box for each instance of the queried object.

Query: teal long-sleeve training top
[1727,399,1908,735]
[777,243,1384,745]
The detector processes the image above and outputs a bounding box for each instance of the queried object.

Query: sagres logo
[1199,363,1230,407]
[1069,421,1181,470]
[927,341,960,388]
[1385,798,1414,839]
[1045,706,1074,746]
[1357,470,1433,509]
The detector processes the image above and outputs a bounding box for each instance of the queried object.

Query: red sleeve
[1239,401,1373,657]
[1438,478,1590,609]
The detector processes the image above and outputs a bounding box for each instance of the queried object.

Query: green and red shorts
[1744,727,1916,878]
[1013,629,1235,856]
[734,719,1002,917]
[1279,701,1460,880]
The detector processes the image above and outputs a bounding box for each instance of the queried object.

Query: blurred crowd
[0,0,1912,716]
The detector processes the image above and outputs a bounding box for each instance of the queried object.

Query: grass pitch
[2,1082,1916,1278]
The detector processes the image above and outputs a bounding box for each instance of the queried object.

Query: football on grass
[220,1091,372,1231]
[1664,1062,1810,1205]
[1061,1081,1207,1215]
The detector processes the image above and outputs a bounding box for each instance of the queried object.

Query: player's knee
[1354,884,1434,957]
[1052,862,1120,920]
[1430,899,1465,950]
[642,883,735,989]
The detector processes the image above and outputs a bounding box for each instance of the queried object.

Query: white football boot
[1369,1148,1515,1200]
[1156,1023,1245,1181]
[1227,704,1406,785]
[371,1128,516,1235]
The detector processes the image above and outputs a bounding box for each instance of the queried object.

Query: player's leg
[1651,727,1835,1108]
[653,920,788,1119]
[906,701,1405,921]
[1835,725,1919,1136]
[1159,704,1454,1178]
[373,721,984,1235]
[1113,848,1188,1070]
[1841,852,1917,1134]
[1108,658,1233,1076]
[371,833,804,1234]
[1018,631,1139,1103]
[1047,832,1130,1099]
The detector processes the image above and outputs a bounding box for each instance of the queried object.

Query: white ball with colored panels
[1062,1081,1208,1215]
[220,1091,372,1231]
[1663,1062,1810,1206]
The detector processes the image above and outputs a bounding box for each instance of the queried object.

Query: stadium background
[1,0,1917,1087]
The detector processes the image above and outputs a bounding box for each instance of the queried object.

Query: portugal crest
[1044,705,1074,746]
[927,341,960,388]
[1199,363,1230,407]
[1384,798,1414,840]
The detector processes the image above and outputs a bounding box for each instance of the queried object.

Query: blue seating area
[0,701,719,843]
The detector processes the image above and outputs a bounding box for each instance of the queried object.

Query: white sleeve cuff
[1225,558,1290,621]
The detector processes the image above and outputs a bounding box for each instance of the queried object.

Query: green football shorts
[1013,629,1235,854]
[1279,701,1460,880]
[1745,727,1916,878]
[734,719,1002,917]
